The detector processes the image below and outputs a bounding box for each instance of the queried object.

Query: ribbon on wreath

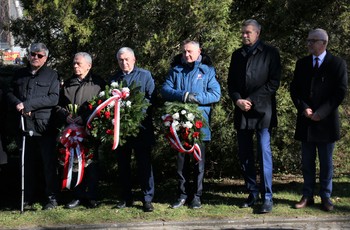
[164,115,202,161]
[86,88,130,150]
[60,124,86,190]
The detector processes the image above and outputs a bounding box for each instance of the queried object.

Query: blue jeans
[301,142,334,199]
[237,128,273,200]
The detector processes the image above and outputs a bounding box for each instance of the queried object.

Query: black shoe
[143,201,154,212]
[115,200,134,209]
[65,199,81,209]
[295,196,314,209]
[321,198,334,212]
[171,198,186,209]
[190,197,202,209]
[86,200,99,209]
[43,199,58,210]
[260,199,273,213]
[241,194,258,208]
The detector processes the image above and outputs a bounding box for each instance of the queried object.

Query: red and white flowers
[161,102,206,161]
[86,80,150,148]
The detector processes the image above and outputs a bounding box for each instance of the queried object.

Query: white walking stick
[20,115,33,214]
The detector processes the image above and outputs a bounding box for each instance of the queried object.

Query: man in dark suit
[290,28,348,212]
[227,19,281,214]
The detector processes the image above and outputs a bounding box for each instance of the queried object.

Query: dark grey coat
[228,41,281,130]
[290,52,348,142]
[56,72,106,125]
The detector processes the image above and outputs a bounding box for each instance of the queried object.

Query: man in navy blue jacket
[162,40,221,209]
[110,47,155,212]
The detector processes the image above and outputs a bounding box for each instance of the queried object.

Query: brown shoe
[295,196,314,209]
[321,198,334,211]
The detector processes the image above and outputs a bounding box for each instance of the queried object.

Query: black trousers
[176,142,205,200]
[71,161,99,200]
[24,135,58,203]
[116,141,155,203]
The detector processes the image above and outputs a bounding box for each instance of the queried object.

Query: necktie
[310,57,319,99]
[314,57,319,69]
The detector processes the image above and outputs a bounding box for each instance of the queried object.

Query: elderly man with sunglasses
[7,43,60,210]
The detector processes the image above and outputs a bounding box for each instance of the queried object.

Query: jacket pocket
[33,110,51,133]
[34,119,49,134]
[35,81,51,97]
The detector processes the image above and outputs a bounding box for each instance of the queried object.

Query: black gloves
[185,93,199,104]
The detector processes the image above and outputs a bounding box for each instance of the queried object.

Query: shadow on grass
[1,154,349,214]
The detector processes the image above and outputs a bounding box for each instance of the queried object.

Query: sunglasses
[30,52,46,59]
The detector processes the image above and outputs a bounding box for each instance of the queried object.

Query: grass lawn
[0,158,349,229]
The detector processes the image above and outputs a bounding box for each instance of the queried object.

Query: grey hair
[309,28,329,43]
[29,43,49,56]
[182,39,200,49]
[242,19,261,33]
[74,52,92,64]
[116,47,135,60]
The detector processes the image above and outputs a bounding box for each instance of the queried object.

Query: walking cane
[20,115,33,214]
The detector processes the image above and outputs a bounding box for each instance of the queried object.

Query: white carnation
[111,81,119,88]
[181,110,186,115]
[126,101,132,107]
[183,121,193,129]
[187,113,195,121]
[122,87,130,93]
[173,120,180,130]
[172,112,180,120]
[98,91,105,97]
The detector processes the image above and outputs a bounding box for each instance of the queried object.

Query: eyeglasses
[30,52,46,59]
[306,39,325,44]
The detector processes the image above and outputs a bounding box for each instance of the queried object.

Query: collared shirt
[313,51,326,67]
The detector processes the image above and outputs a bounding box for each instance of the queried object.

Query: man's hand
[236,99,252,112]
[311,113,321,121]
[73,116,83,125]
[16,102,31,116]
[66,115,75,124]
[303,108,320,121]
[186,93,200,104]
[16,102,24,112]
[303,108,313,119]
[24,112,31,117]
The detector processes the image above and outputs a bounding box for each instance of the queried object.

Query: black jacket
[56,71,106,126]
[7,65,60,136]
[290,52,348,142]
[228,40,281,129]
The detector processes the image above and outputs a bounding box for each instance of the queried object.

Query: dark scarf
[243,39,260,57]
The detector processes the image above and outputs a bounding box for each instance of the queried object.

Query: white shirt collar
[313,51,326,66]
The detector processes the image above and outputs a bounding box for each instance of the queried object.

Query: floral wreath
[160,101,206,161]
[57,104,95,190]
[86,80,150,149]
